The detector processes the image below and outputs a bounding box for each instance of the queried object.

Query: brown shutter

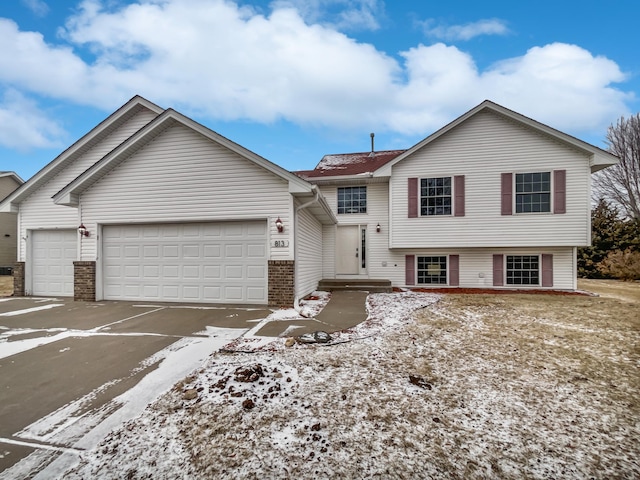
[454,175,465,217]
[408,178,418,218]
[541,254,553,287]
[553,170,566,214]
[501,173,513,215]
[405,255,415,285]
[493,254,504,286]
[449,255,459,286]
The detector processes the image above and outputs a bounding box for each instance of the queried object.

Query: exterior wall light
[78,223,89,237]
[275,217,284,233]
[376,223,381,233]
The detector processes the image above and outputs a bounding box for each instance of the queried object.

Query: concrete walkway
[254,290,369,337]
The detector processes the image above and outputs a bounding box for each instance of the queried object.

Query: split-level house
[0,97,617,306]
[298,101,617,291]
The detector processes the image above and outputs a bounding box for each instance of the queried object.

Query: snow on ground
[54,291,640,479]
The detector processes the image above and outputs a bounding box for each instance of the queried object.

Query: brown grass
[66,282,640,479]
[0,276,12,297]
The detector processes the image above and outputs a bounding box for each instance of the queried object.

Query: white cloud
[0,89,65,150]
[421,18,510,41]
[0,0,633,150]
[21,0,50,17]
[270,0,384,31]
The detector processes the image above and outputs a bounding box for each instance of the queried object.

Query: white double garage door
[32,222,268,304]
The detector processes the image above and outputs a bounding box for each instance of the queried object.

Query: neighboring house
[296,100,617,291]
[0,97,618,305]
[0,172,24,273]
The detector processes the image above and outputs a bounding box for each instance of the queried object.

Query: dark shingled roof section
[294,149,406,179]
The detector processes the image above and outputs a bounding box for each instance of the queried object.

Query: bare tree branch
[593,113,640,220]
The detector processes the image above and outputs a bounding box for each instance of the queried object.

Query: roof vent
[369,132,375,156]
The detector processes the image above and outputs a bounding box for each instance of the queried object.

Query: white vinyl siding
[295,205,323,299]
[318,183,392,279]
[18,108,159,261]
[389,247,574,290]
[322,224,336,278]
[79,123,294,262]
[391,110,592,248]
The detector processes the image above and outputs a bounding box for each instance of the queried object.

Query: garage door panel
[203,224,222,237]
[204,245,221,258]
[225,265,243,279]
[225,244,243,257]
[124,245,141,257]
[225,224,244,236]
[247,265,266,279]
[163,245,179,257]
[202,286,221,301]
[124,265,140,278]
[182,245,200,257]
[247,287,266,301]
[144,245,160,258]
[103,222,267,304]
[124,227,141,238]
[32,230,76,297]
[224,286,243,300]
[247,244,266,257]
[203,265,221,279]
[182,265,200,278]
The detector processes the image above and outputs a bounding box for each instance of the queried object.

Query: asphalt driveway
[0,297,271,476]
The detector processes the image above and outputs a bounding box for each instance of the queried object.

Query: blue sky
[0,0,638,181]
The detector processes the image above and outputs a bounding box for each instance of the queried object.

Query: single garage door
[32,230,77,296]
[102,222,268,304]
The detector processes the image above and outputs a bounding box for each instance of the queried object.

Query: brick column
[74,261,96,301]
[13,262,25,296]
[268,260,295,307]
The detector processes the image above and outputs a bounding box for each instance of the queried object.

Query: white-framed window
[420,177,452,216]
[417,256,447,284]
[337,186,367,214]
[506,255,540,285]
[515,172,550,213]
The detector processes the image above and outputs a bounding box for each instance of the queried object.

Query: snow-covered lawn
[61,289,639,479]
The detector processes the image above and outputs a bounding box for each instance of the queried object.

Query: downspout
[293,185,321,317]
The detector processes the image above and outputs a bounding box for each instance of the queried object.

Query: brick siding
[268,260,295,307]
[74,261,96,301]
[13,262,25,296]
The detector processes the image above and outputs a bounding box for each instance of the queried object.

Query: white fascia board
[288,181,313,194]
[590,152,619,173]
[377,100,620,174]
[53,192,79,207]
[0,172,25,184]
[6,96,164,209]
[0,202,18,213]
[54,108,316,205]
[53,114,172,205]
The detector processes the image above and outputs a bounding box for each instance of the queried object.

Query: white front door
[336,225,360,275]
[31,230,76,296]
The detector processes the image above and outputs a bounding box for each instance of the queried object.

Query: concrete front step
[318,279,393,293]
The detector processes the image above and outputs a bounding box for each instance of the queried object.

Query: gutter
[293,185,322,317]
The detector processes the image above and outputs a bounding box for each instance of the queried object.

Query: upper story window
[515,172,550,213]
[421,177,451,216]
[337,186,367,214]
